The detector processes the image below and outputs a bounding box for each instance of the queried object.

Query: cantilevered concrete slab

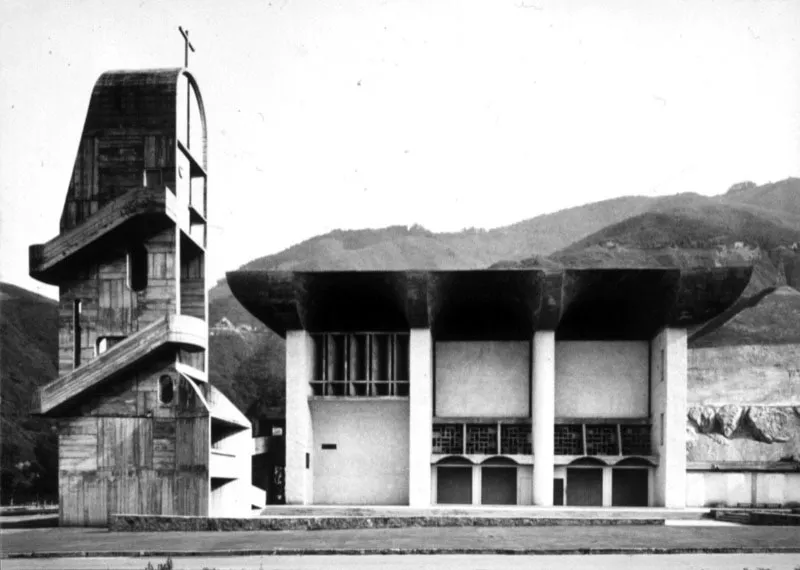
[227,267,752,339]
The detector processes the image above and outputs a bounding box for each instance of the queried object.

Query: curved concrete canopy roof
[226,267,752,341]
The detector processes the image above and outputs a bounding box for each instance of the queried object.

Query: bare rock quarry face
[716,405,745,438]
[744,406,791,443]
[686,404,800,463]
[688,406,717,433]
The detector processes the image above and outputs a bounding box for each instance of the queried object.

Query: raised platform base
[712,508,800,525]
[257,505,708,519]
[107,506,713,531]
[111,514,665,531]
[110,505,800,531]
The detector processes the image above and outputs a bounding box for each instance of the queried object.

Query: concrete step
[257,506,710,521]
[712,508,800,526]
[111,512,669,531]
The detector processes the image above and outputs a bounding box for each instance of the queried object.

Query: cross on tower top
[178,26,196,68]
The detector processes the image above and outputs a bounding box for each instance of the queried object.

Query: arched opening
[481,456,518,466]
[569,457,607,467]
[614,457,655,468]
[566,457,605,506]
[481,456,518,505]
[176,72,208,223]
[435,455,473,466]
[127,244,148,292]
[612,457,652,507]
[436,456,473,505]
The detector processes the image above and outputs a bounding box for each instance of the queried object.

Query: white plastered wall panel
[757,473,788,505]
[555,341,649,418]
[686,472,800,507]
[685,472,705,507]
[311,399,409,505]
[518,465,533,505]
[435,341,530,418]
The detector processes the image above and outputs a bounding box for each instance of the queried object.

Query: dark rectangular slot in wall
[321,444,337,450]
[553,479,565,506]
[144,168,162,188]
[73,299,82,368]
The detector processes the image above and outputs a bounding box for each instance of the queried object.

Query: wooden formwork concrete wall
[57,357,210,526]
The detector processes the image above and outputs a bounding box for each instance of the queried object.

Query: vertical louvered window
[310,333,409,397]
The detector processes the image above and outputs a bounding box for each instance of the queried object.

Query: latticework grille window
[554,424,583,455]
[500,424,531,454]
[585,425,619,455]
[432,424,464,454]
[621,425,651,455]
[466,424,498,454]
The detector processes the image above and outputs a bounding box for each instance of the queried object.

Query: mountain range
[210,177,800,327]
[2,177,798,503]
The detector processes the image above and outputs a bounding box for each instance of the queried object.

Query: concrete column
[285,330,314,504]
[430,466,438,504]
[532,330,555,506]
[472,465,481,505]
[650,328,687,508]
[408,328,433,506]
[602,468,613,507]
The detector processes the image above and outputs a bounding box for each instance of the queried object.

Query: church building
[227,267,752,507]
[27,62,795,523]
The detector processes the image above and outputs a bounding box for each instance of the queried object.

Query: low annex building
[228,267,752,508]
[29,68,255,525]
[686,286,800,507]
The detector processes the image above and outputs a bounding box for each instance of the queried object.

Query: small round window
[159,375,174,405]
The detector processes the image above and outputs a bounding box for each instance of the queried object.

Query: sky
[1,0,798,299]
